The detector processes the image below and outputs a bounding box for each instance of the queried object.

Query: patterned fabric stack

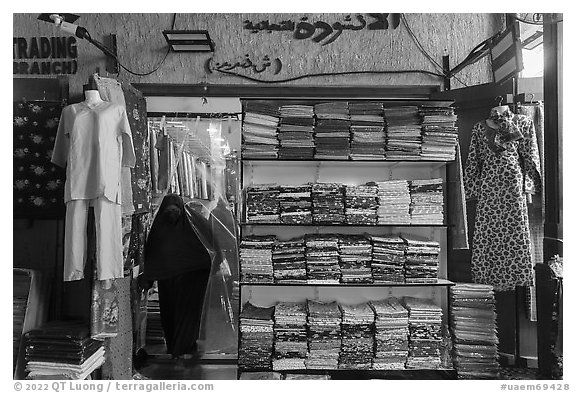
[242,101,280,159]
[403,236,441,283]
[338,235,373,283]
[403,297,443,370]
[375,180,412,225]
[272,237,307,283]
[305,235,341,284]
[349,101,386,160]
[314,102,351,160]
[370,298,410,370]
[284,374,331,380]
[305,300,342,370]
[24,322,105,380]
[239,302,275,370]
[272,302,308,371]
[383,106,422,160]
[450,284,499,379]
[245,184,280,223]
[419,105,459,161]
[278,104,315,159]
[278,184,313,224]
[339,303,375,369]
[239,235,276,283]
[344,184,379,225]
[370,235,407,283]
[409,178,444,225]
[311,183,346,224]
[145,289,165,346]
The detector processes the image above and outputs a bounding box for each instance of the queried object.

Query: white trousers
[64,197,123,281]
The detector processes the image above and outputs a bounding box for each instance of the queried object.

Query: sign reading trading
[13,37,78,75]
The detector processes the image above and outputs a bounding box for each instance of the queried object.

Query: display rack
[237,98,457,379]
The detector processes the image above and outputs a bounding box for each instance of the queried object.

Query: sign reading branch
[13,37,78,75]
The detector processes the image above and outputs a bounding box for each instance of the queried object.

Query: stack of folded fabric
[239,302,275,371]
[239,235,276,283]
[349,101,386,160]
[272,237,308,283]
[383,106,422,160]
[370,298,410,370]
[402,236,441,283]
[339,303,375,369]
[245,184,280,223]
[278,104,315,159]
[239,371,282,380]
[278,184,313,224]
[375,180,412,225]
[306,300,342,370]
[24,322,105,380]
[419,105,459,161]
[409,178,444,225]
[242,101,280,159]
[314,102,351,160]
[311,183,346,224]
[145,288,165,346]
[273,302,308,371]
[284,373,331,380]
[344,184,379,225]
[370,235,406,283]
[305,234,341,284]
[403,297,443,370]
[450,283,499,379]
[338,235,373,284]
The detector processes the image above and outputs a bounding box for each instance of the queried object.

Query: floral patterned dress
[464,114,541,291]
[13,101,66,218]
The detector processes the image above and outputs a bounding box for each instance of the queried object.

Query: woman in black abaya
[140,194,213,359]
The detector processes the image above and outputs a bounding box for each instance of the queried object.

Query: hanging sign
[243,13,401,46]
[13,36,78,75]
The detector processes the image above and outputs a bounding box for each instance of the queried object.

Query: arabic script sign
[244,13,401,46]
[205,55,282,75]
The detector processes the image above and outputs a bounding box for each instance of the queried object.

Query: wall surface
[14,13,504,97]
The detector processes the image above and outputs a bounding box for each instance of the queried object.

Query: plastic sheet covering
[146,116,239,356]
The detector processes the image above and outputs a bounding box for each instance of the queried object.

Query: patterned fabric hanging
[13,100,66,219]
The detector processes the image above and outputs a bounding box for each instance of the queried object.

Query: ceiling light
[163,30,214,52]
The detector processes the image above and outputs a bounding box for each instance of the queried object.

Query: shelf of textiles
[237,297,454,378]
[145,287,166,347]
[239,233,450,285]
[239,369,457,380]
[241,177,445,226]
[449,283,500,379]
[13,270,32,374]
[241,100,458,162]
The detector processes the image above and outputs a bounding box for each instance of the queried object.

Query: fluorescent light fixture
[162,30,214,52]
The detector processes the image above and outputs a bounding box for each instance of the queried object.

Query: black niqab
[143,194,211,280]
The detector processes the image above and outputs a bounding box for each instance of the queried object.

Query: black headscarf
[143,194,212,281]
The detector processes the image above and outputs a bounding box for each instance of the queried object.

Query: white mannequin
[83,76,104,108]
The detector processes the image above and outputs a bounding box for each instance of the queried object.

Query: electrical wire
[213,68,446,84]
[400,13,469,88]
[87,13,176,77]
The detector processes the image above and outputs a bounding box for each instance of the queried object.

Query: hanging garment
[464,114,541,291]
[517,103,545,321]
[51,101,136,203]
[52,101,135,281]
[141,194,213,356]
[64,197,123,281]
[13,100,66,218]
[448,142,469,250]
[122,83,152,214]
[93,75,135,216]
